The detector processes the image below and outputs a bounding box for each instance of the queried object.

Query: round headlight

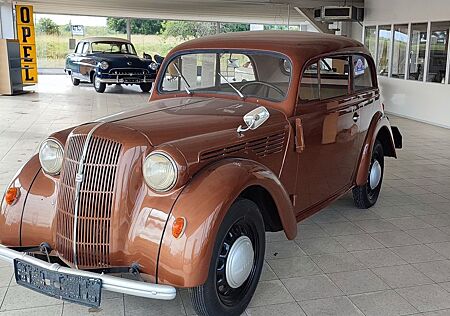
[39,139,64,175]
[143,152,177,192]
[99,61,109,70]
[149,62,158,71]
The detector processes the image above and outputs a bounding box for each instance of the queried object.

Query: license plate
[14,259,102,307]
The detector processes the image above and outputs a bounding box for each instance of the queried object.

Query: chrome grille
[56,134,122,268]
[109,68,148,75]
[200,131,286,161]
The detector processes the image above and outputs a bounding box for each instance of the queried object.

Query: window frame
[298,52,378,107]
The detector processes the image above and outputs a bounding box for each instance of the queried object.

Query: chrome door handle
[352,113,360,122]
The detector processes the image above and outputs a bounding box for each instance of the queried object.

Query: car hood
[97,97,287,146]
[93,53,150,68]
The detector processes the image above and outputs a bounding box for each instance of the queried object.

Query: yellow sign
[16,4,38,84]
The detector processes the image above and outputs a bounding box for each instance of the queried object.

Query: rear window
[353,55,374,91]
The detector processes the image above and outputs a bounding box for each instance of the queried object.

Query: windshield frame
[157,49,293,103]
[90,41,137,55]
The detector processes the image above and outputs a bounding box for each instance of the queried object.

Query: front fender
[157,158,296,288]
[355,112,397,186]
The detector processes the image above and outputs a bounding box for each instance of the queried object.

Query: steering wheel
[239,81,285,98]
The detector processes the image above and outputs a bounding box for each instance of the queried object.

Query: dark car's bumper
[98,69,156,84]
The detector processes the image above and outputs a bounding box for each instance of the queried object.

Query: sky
[36,14,107,26]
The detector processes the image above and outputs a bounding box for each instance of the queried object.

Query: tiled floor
[1,75,450,315]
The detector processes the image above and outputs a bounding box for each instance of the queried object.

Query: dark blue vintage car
[65,37,161,93]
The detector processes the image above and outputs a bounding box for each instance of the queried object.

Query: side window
[82,42,89,54]
[319,56,350,99]
[75,42,82,54]
[353,55,374,91]
[299,62,319,102]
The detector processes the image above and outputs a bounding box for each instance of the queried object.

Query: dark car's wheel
[140,82,152,92]
[353,140,384,208]
[189,199,265,316]
[93,74,106,93]
[71,75,80,86]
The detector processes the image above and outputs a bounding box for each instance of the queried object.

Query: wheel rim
[369,160,382,189]
[215,218,259,306]
[94,76,101,89]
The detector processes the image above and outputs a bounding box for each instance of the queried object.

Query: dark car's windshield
[160,50,292,102]
[91,41,137,55]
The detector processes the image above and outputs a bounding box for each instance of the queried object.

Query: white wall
[364,0,450,128]
[0,2,15,39]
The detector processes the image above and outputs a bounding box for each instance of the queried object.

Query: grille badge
[75,173,83,183]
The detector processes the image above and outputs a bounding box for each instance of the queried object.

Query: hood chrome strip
[73,122,105,269]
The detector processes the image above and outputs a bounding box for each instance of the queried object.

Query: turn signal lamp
[5,187,20,206]
[172,217,187,239]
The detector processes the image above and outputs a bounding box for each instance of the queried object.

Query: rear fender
[355,112,397,186]
[157,158,296,287]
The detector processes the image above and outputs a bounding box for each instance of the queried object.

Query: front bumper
[98,77,154,84]
[0,245,176,300]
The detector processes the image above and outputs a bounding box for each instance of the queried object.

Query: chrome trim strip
[0,246,176,300]
[72,123,105,268]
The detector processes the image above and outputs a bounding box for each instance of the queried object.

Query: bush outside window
[392,24,408,78]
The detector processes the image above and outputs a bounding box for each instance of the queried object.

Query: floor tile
[388,217,432,230]
[248,280,295,308]
[318,222,364,236]
[328,269,389,295]
[265,241,305,260]
[413,260,450,283]
[310,253,365,273]
[299,296,364,316]
[0,286,63,311]
[351,248,407,268]
[349,290,417,316]
[296,237,347,255]
[124,294,185,316]
[372,264,433,288]
[370,231,421,247]
[354,219,400,233]
[267,256,322,279]
[0,305,62,316]
[246,302,306,316]
[63,298,124,316]
[405,228,450,243]
[396,284,450,312]
[295,224,329,240]
[391,244,446,263]
[427,242,450,259]
[282,275,342,301]
[335,234,384,251]
[0,268,12,288]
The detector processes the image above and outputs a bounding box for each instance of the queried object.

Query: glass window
[377,25,392,76]
[408,23,428,81]
[364,26,377,58]
[392,24,409,78]
[81,42,89,54]
[299,62,319,102]
[353,55,374,91]
[319,57,350,99]
[91,42,137,55]
[427,21,450,83]
[74,42,82,54]
[161,51,291,102]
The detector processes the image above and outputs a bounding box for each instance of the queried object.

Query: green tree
[37,18,60,35]
[221,23,250,33]
[107,18,163,35]
[162,21,250,39]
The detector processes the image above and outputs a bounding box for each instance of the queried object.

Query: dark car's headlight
[39,139,64,175]
[143,152,177,192]
[149,62,158,71]
[99,61,109,70]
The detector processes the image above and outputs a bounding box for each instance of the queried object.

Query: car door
[293,55,361,213]
[67,42,81,75]
[78,42,92,81]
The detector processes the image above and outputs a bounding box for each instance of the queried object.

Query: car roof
[80,37,131,44]
[170,30,368,63]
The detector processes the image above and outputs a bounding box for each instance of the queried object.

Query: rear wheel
[140,82,152,92]
[189,199,265,316]
[71,74,80,86]
[93,74,106,93]
[353,140,384,208]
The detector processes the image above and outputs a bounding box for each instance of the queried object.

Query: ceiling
[8,0,364,24]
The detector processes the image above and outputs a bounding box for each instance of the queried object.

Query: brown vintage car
[0,31,402,316]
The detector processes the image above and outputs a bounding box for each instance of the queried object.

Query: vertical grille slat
[56,134,122,268]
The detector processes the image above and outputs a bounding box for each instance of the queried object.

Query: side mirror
[237,106,270,134]
[143,52,152,60]
[154,54,164,64]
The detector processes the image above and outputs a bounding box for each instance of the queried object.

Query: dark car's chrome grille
[56,134,122,268]
[200,131,286,161]
[109,68,149,75]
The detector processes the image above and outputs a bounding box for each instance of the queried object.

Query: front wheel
[140,82,152,92]
[71,74,80,86]
[189,199,265,316]
[93,74,106,93]
[353,140,384,208]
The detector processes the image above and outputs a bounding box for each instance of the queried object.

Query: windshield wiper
[172,63,193,95]
[218,73,244,99]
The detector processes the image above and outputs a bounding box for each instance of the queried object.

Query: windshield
[91,41,137,55]
[160,51,292,102]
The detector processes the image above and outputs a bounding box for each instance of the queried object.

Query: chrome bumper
[98,77,154,84]
[0,245,176,300]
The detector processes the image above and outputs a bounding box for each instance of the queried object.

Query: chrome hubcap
[225,236,254,289]
[369,160,382,189]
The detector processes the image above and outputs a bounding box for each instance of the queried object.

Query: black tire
[93,74,106,93]
[71,75,80,86]
[353,140,384,208]
[189,199,265,316]
[140,82,152,92]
